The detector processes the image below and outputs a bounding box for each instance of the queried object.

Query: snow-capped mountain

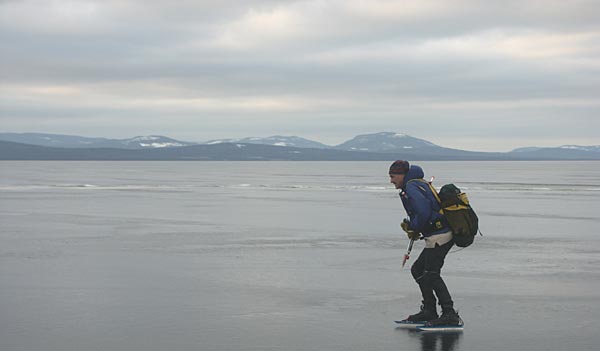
[557,145,600,152]
[118,136,193,149]
[0,133,195,149]
[511,145,600,153]
[508,144,600,159]
[0,133,108,148]
[204,135,330,149]
[334,132,440,152]
[510,147,544,153]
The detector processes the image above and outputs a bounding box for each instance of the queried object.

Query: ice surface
[0,161,599,351]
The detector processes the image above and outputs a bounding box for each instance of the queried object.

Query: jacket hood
[402,165,424,189]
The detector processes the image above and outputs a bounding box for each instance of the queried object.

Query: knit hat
[389,160,410,175]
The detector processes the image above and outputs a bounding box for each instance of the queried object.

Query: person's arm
[405,182,431,233]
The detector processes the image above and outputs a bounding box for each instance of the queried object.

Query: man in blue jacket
[389,160,461,326]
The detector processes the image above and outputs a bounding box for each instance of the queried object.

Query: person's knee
[416,270,441,284]
[411,264,423,281]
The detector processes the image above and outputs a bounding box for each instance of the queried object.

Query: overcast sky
[1,0,599,151]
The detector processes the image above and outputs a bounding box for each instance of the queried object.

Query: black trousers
[411,239,454,312]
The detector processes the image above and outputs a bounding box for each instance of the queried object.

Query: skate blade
[417,325,464,332]
[394,320,426,329]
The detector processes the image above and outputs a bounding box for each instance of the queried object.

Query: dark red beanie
[389,160,410,175]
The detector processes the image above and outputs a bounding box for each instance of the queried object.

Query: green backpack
[424,182,480,248]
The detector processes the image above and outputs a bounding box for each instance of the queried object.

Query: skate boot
[424,309,462,327]
[405,304,438,323]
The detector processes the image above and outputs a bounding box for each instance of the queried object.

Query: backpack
[416,180,480,248]
[436,184,480,247]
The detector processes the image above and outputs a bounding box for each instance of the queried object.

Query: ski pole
[402,239,414,268]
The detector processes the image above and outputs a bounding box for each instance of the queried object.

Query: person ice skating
[389,160,462,327]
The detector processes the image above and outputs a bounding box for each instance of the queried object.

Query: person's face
[389,173,405,189]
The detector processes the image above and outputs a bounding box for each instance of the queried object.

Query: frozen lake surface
[1,161,599,351]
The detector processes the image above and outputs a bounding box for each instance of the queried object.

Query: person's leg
[424,240,454,313]
[421,240,461,326]
[408,249,438,321]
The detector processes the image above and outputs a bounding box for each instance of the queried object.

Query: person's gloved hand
[401,219,420,240]
[400,220,410,232]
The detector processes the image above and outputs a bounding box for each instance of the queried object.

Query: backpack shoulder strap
[408,179,441,204]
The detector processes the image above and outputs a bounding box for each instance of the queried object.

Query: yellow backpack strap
[426,182,442,204]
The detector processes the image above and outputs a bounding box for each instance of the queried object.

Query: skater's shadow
[397,329,462,351]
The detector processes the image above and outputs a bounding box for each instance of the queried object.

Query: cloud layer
[1,0,599,150]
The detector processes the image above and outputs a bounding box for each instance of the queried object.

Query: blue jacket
[400,165,450,237]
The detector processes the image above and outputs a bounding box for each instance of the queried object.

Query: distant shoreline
[1,140,599,161]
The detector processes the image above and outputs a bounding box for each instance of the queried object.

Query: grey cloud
[0,0,598,151]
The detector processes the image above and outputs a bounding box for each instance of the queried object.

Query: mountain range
[205,135,330,149]
[0,133,195,149]
[0,132,598,160]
